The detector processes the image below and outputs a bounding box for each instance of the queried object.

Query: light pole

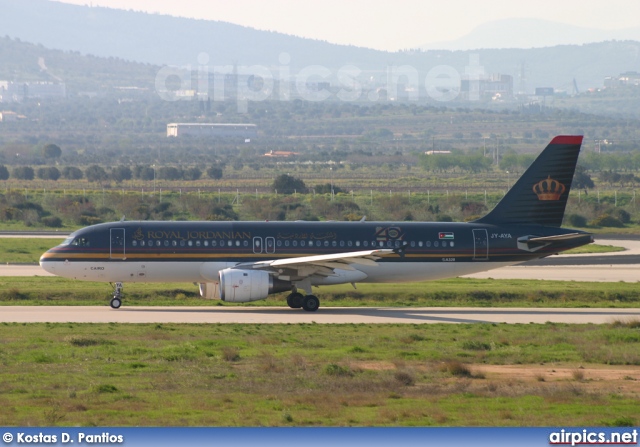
[330,166,334,201]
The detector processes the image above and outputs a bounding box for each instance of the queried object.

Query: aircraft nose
[39,250,56,274]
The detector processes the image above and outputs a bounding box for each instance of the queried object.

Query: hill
[0,36,159,93]
[422,18,640,51]
[1,1,640,95]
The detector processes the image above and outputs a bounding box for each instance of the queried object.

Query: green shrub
[589,214,624,228]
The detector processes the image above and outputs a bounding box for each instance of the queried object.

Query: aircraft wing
[235,249,396,279]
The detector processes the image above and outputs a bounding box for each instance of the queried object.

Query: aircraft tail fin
[473,135,583,227]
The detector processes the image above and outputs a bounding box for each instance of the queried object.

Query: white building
[0,111,18,122]
[167,123,257,138]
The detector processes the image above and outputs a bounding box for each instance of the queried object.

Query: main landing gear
[286,291,320,312]
[110,282,123,309]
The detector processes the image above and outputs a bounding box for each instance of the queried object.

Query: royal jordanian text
[12,432,124,444]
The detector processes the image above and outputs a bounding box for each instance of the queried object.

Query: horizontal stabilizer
[517,232,593,252]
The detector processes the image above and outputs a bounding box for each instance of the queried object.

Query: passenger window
[188,241,193,247]
[434,241,439,247]
[418,241,423,247]
[450,241,455,247]
[156,241,161,247]
[324,241,329,247]
[426,241,431,247]
[164,240,169,247]
[363,241,368,247]
[141,241,145,247]
[410,241,415,247]
[180,240,185,247]
[132,241,137,247]
[301,241,306,247]
[285,240,290,247]
[196,241,201,247]
[340,241,344,247]
[204,241,209,247]
[293,241,298,247]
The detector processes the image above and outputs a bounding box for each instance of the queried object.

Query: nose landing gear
[110,282,123,309]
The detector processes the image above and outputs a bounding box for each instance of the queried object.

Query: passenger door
[110,228,126,260]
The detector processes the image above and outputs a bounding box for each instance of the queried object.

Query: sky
[55,0,640,52]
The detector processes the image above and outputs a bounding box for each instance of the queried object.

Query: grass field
[0,322,638,426]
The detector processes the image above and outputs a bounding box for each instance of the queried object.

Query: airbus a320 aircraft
[40,136,593,311]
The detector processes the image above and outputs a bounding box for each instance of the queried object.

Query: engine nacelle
[219,268,290,303]
[199,282,221,300]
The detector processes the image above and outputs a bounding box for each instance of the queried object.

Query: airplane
[40,135,593,311]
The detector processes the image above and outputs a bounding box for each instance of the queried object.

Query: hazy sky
[56,0,640,51]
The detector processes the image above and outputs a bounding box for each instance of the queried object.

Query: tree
[183,167,202,181]
[158,167,182,180]
[85,165,108,183]
[573,166,594,193]
[111,166,132,183]
[61,166,83,180]
[36,167,61,181]
[272,174,307,194]
[0,165,9,180]
[42,143,62,159]
[207,166,223,179]
[12,166,34,180]
[133,165,155,181]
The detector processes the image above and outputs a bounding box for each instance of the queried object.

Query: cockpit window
[60,237,74,246]
[71,237,90,247]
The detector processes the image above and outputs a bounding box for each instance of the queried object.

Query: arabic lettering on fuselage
[277,232,337,240]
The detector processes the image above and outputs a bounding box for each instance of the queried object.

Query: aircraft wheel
[287,292,304,309]
[110,297,122,309]
[302,295,320,312]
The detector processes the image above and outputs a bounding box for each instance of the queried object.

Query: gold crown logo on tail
[533,176,566,201]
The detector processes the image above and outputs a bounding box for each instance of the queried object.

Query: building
[167,123,257,138]
[0,111,18,122]
[604,71,640,88]
[264,150,299,158]
[460,74,513,100]
[26,82,66,99]
[0,81,26,103]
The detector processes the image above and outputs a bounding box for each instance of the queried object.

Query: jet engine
[219,268,290,302]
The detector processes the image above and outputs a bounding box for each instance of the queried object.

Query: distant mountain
[422,18,640,51]
[0,0,392,69]
[1,1,640,93]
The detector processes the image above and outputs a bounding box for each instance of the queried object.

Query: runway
[1,305,638,324]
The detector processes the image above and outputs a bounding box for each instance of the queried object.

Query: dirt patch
[473,364,640,394]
